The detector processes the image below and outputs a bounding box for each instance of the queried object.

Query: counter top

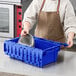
[0,41,76,76]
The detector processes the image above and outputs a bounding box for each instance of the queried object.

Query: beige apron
[35,0,65,43]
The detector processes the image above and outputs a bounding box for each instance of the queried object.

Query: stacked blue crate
[4,37,67,67]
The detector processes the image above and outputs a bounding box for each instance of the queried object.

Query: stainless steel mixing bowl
[18,34,34,47]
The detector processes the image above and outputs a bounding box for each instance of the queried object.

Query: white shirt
[23,0,76,38]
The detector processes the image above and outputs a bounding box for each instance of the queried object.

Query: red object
[16,5,22,37]
[57,0,60,14]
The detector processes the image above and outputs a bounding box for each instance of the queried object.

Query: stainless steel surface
[0,0,21,5]
[18,34,34,47]
[0,8,9,32]
[0,72,25,76]
[0,4,14,38]
[0,41,76,76]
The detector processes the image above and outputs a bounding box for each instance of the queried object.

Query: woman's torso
[36,0,69,23]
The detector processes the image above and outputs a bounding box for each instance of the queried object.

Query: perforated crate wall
[4,37,67,67]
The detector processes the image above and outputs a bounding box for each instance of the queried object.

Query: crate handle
[60,43,68,47]
[44,43,68,52]
[44,45,60,52]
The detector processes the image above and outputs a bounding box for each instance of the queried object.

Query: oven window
[0,8,9,32]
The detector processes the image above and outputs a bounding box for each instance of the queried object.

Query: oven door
[0,4,14,38]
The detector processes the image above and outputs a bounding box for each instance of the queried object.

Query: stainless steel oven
[0,4,14,38]
[0,2,22,38]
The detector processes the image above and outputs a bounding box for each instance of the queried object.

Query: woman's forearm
[67,32,75,48]
[23,21,31,30]
[67,32,75,39]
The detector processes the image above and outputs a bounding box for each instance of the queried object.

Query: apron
[35,0,65,43]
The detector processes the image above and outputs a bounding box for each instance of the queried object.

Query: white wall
[70,0,76,10]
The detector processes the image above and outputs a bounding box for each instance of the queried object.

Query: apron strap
[57,0,60,14]
[40,0,60,14]
[40,0,46,12]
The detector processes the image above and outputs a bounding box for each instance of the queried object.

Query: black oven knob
[19,25,21,28]
[19,12,21,15]
[19,20,21,22]
[18,6,22,9]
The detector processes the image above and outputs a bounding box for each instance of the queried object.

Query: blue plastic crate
[4,37,67,67]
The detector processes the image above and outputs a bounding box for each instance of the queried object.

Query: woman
[21,0,76,48]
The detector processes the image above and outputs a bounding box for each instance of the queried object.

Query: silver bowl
[18,34,34,47]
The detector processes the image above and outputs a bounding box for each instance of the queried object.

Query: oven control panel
[16,6,22,37]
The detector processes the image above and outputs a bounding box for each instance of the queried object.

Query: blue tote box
[4,37,67,67]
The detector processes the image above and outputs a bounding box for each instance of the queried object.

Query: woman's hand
[21,21,31,36]
[67,32,75,48]
[21,28,29,37]
[67,37,73,48]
